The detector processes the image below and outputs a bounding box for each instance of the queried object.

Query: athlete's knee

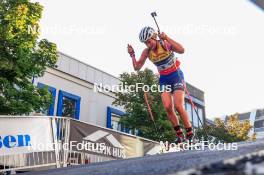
[175,103,185,113]
[164,103,173,113]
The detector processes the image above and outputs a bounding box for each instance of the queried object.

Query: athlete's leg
[161,91,184,143]
[173,90,194,141]
[160,70,186,142]
[173,90,192,128]
[161,91,179,127]
[171,68,192,128]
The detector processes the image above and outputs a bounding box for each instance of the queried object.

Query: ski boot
[185,127,194,143]
[185,127,198,150]
[174,126,185,145]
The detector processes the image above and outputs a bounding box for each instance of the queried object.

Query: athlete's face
[145,39,156,50]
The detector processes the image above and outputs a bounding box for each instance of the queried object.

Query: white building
[34,52,206,135]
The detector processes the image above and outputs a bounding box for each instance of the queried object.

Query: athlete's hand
[158,32,168,40]
[127,44,135,57]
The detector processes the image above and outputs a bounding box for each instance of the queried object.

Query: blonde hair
[151,32,158,40]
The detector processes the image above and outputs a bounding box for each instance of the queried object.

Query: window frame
[37,83,56,116]
[185,99,205,128]
[57,90,81,120]
[106,107,126,132]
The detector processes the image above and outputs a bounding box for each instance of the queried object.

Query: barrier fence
[0,116,160,173]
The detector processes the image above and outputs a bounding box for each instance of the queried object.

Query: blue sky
[34,0,264,119]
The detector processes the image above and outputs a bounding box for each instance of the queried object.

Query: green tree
[196,114,254,143]
[225,113,253,141]
[196,120,238,143]
[113,69,176,142]
[0,0,58,115]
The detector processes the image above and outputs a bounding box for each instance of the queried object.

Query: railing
[0,151,57,172]
[0,116,160,173]
[0,117,118,173]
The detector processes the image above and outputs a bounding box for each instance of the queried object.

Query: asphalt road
[23,139,264,175]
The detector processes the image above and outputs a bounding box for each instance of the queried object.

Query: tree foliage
[197,113,254,143]
[225,113,253,141]
[113,69,176,142]
[0,0,58,115]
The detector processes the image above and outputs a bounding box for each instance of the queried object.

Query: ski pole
[143,91,161,140]
[138,68,161,141]
[150,11,168,51]
[151,12,161,34]
[178,72,210,139]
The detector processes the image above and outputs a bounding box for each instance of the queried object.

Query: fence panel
[0,116,160,173]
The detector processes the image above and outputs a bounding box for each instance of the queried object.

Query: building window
[255,127,264,133]
[256,109,264,119]
[57,90,81,119]
[185,101,204,128]
[111,114,122,132]
[192,106,204,128]
[254,120,264,129]
[185,102,193,123]
[198,107,204,126]
[106,107,139,135]
[107,107,125,131]
[37,83,56,116]
[192,106,199,128]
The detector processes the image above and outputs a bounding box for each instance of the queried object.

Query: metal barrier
[0,117,119,173]
[54,117,70,167]
[54,117,117,167]
[67,151,114,166]
[0,116,159,173]
[0,151,57,172]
